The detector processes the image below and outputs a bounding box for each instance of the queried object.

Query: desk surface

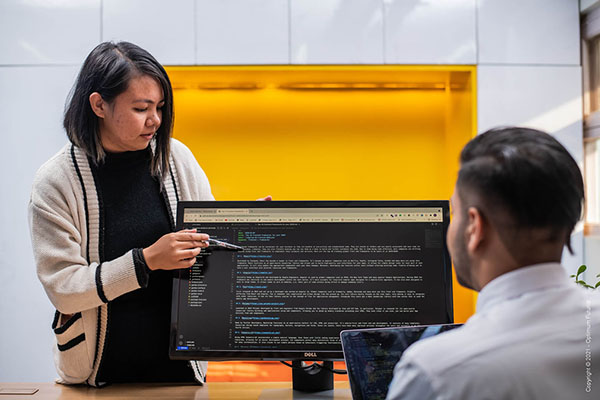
[0,382,352,400]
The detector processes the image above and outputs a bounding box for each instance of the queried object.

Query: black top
[93,148,195,383]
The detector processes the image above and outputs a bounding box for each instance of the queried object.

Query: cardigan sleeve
[28,153,144,315]
[170,138,215,201]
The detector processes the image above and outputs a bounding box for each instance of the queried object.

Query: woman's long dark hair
[63,41,173,181]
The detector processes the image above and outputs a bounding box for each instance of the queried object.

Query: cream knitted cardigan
[28,139,214,386]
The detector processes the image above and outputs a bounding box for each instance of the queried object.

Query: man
[386,127,600,399]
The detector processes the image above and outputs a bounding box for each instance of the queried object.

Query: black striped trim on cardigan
[86,156,110,388]
[86,155,108,304]
[93,305,109,388]
[190,360,205,383]
[71,145,90,264]
[57,333,86,352]
[70,146,107,387]
[95,263,108,303]
[52,312,82,334]
[132,248,150,288]
[88,156,105,263]
[160,189,176,232]
[169,167,179,204]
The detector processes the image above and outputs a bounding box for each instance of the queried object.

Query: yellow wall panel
[166,66,477,380]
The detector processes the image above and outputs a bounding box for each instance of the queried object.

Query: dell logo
[304,352,318,358]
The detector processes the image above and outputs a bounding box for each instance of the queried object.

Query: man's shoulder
[402,323,480,373]
[401,314,518,379]
[388,322,496,400]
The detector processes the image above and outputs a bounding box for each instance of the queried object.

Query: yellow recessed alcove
[167,65,475,203]
[165,65,477,380]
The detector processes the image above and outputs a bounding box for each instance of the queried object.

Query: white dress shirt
[386,263,600,400]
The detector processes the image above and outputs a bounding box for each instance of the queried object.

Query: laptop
[340,324,463,400]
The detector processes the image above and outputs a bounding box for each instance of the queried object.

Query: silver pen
[206,238,243,251]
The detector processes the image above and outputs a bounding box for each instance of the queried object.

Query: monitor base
[258,388,352,400]
[291,361,334,392]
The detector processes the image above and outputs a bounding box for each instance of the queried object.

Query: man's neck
[475,255,563,291]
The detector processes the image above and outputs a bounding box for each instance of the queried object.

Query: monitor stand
[292,361,333,392]
[258,388,352,400]
[258,361,352,400]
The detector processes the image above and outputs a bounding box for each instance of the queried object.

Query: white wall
[0,0,102,383]
[475,0,583,276]
[0,0,584,381]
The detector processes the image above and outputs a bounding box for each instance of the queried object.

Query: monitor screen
[169,201,453,361]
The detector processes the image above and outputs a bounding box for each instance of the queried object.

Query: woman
[29,42,214,386]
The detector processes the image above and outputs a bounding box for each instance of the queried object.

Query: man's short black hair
[457,127,584,254]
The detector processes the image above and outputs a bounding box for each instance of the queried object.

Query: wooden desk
[0,381,352,399]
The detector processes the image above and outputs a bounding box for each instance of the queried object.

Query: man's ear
[89,92,106,118]
[465,206,485,254]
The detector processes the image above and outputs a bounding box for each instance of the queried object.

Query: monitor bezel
[169,200,453,361]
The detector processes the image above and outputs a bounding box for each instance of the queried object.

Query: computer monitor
[169,201,453,388]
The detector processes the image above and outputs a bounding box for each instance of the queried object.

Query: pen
[206,238,244,251]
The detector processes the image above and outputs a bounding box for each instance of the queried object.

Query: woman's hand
[257,195,272,201]
[143,229,209,270]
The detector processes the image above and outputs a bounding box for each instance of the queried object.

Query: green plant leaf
[576,280,595,289]
[576,265,587,279]
[595,281,600,289]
